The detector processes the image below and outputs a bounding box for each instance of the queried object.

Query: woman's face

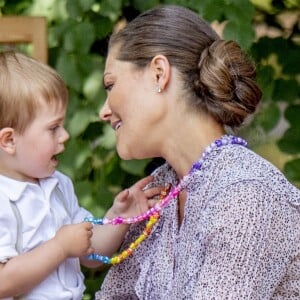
[100,47,166,160]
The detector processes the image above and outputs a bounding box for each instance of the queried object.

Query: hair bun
[195,40,262,127]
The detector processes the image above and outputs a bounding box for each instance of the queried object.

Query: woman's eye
[104,83,113,91]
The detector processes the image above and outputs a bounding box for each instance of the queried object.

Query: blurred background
[0,0,299,298]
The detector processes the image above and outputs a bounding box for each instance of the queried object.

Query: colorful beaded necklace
[85,135,247,265]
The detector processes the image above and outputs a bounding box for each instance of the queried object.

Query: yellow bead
[111,257,118,265]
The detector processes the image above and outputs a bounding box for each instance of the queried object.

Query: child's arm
[0,222,93,298]
[81,176,162,268]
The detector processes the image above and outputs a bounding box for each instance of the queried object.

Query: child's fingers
[115,189,130,202]
[147,199,159,208]
[133,175,154,189]
[144,186,165,199]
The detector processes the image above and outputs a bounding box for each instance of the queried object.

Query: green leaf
[26,0,68,21]
[224,0,255,23]
[68,109,94,137]
[120,159,151,176]
[223,20,255,50]
[258,103,281,132]
[202,0,225,21]
[56,51,82,91]
[66,0,95,18]
[280,45,300,75]
[277,127,300,154]
[284,105,300,127]
[132,0,160,11]
[58,139,91,178]
[63,21,95,54]
[93,16,114,39]
[98,0,123,21]
[273,79,300,103]
[83,70,103,100]
[95,186,114,213]
[75,180,94,209]
[284,158,300,182]
[256,65,276,101]
[99,124,116,149]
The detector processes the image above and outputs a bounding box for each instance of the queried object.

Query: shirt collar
[0,174,59,202]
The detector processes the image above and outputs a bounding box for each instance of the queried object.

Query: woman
[95,5,300,299]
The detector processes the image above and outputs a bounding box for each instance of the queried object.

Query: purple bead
[215,139,222,147]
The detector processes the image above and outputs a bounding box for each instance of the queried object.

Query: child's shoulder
[52,170,74,188]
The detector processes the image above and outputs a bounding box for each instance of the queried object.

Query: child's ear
[0,128,16,154]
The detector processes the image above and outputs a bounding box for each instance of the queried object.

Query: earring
[156,85,162,93]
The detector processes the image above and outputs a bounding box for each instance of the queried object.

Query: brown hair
[0,51,68,133]
[108,5,262,128]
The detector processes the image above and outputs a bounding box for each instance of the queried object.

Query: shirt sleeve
[191,180,296,299]
[0,197,19,263]
[55,171,92,223]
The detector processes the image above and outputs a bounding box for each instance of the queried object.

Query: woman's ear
[150,55,171,92]
[0,128,17,155]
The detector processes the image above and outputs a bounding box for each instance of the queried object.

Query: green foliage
[1,0,299,297]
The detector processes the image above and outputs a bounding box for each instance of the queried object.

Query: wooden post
[0,16,47,63]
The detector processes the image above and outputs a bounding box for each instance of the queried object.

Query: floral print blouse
[95,144,300,300]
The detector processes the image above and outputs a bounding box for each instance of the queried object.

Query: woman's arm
[191,181,295,299]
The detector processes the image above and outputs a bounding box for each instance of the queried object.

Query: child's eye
[50,125,60,132]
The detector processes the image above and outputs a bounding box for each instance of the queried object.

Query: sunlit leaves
[284,158,300,182]
[273,79,299,103]
[83,70,103,100]
[68,109,96,137]
[255,65,276,101]
[284,105,300,126]
[223,20,255,50]
[98,124,116,150]
[257,102,281,132]
[278,127,300,154]
[56,50,82,91]
[63,21,95,54]
[132,0,161,11]
[98,0,123,21]
[58,138,91,178]
[66,0,95,19]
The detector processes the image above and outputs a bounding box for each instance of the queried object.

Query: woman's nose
[99,100,112,121]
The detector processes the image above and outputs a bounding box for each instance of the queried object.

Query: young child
[0,51,160,299]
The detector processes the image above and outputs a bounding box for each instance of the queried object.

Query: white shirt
[0,171,92,300]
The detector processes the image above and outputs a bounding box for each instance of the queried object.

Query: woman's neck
[162,118,225,179]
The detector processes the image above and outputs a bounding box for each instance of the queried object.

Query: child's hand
[106,176,164,219]
[54,222,94,258]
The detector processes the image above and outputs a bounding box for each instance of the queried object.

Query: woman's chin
[117,146,136,160]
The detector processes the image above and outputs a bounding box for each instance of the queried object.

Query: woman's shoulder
[218,146,295,186]
[210,146,300,206]
[150,161,178,186]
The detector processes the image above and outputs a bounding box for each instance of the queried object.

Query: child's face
[13,100,70,183]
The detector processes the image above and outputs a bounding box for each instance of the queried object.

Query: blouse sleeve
[191,180,298,299]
